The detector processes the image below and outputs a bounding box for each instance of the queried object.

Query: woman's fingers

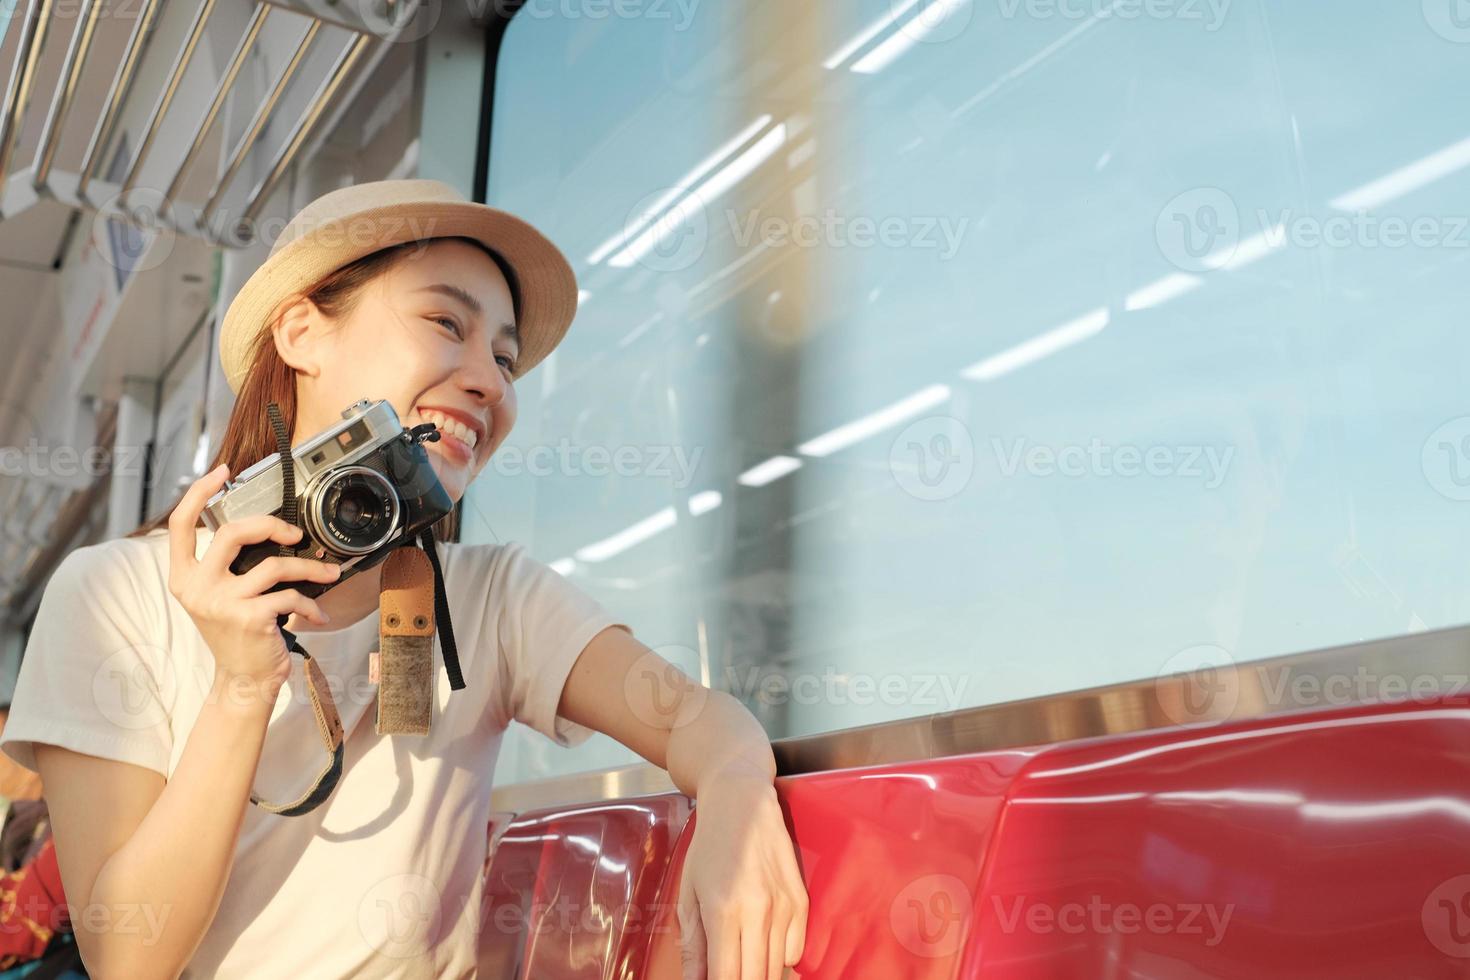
[766,908,787,980]
[706,911,740,980]
[775,844,808,967]
[168,463,229,591]
[677,886,707,980]
[783,887,808,968]
[235,554,342,597]
[201,514,307,579]
[253,588,330,629]
[741,905,769,980]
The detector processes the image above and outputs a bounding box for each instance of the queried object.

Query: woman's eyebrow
[414,283,518,348]
[499,321,520,351]
[415,282,483,318]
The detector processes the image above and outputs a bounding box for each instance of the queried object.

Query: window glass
[474,0,1470,782]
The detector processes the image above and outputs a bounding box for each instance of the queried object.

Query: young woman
[0,179,807,979]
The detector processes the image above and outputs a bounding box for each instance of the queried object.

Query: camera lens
[336,488,372,531]
[306,466,400,555]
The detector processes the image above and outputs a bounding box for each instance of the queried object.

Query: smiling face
[270,238,520,503]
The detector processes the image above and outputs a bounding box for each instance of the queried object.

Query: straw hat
[218,178,578,395]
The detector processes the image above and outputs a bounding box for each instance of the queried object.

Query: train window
[470,1,1470,783]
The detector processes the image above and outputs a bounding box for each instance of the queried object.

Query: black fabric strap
[249,402,344,817]
[418,526,464,691]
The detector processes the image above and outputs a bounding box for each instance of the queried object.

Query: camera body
[200,398,453,598]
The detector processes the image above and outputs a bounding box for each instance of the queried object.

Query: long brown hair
[127,235,521,542]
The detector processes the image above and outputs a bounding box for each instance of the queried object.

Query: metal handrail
[489,622,1470,813]
[76,0,166,201]
[199,16,323,233]
[30,0,106,189]
[0,0,57,210]
[238,32,377,237]
[118,0,221,202]
[162,4,275,207]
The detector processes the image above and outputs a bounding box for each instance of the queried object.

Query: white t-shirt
[0,527,631,979]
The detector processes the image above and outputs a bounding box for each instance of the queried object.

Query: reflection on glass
[473,0,1470,783]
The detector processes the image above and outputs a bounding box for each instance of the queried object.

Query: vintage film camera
[200,398,453,598]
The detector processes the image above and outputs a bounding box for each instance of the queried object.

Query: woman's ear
[270,294,324,380]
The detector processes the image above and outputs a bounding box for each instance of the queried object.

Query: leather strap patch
[376,546,436,736]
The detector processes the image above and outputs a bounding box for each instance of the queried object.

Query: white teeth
[419,410,478,450]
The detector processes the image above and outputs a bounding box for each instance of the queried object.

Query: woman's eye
[432,316,462,337]
[495,354,517,373]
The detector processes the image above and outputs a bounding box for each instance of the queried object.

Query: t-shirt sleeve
[0,541,173,777]
[492,542,632,748]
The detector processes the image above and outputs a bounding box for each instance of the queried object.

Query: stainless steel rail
[489,622,1470,813]
[199,17,324,232]
[30,0,106,189]
[117,0,221,201]
[76,0,166,201]
[162,4,274,206]
[1,0,392,247]
[0,0,57,208]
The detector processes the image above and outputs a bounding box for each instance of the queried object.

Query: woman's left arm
[556,625,809,980]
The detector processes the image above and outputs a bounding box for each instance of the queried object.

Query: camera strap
[247,403,465,817]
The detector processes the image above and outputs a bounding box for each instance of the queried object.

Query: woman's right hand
[168,463,343,694]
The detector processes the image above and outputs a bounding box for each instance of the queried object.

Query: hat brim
[219,201,577,394]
